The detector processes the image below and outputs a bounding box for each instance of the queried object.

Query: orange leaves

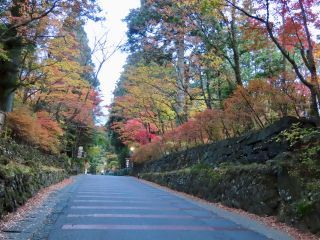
[35,111,64,154]
[193,109,224,141]
[241,19,270,51]
[7,108,38,144]
[37,111,64,137]
[315,44,320,60]
[7,107,64,154]
[223,79,308,132]
[129,78,310,163]
[240,0,319,53]
[131,139,164,164]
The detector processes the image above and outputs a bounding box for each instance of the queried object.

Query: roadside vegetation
[108,0,320,165]
[0,1,114,173]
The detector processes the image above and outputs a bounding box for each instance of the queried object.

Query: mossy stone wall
[0,163,67,218]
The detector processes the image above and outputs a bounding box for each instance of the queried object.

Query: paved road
[45,175,291,240]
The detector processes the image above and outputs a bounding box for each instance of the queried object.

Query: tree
[226,0,320,121]
[113,63,178,132]
[108,0,318,163]
[125,0,199,123]
[7,11,105,162]
[0,0,102,112]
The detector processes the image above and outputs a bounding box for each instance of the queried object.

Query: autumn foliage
[1,2,104,158]
[112,119,158,145]
[129,79,311,163]
[7,108,63,154]
[110,0,320,164]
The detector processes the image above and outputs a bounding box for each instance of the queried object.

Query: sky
[85,0,140,122]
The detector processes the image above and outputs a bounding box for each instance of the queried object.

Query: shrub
[6,107,63,154]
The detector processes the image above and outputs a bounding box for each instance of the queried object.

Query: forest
[0,0,319,170]
[0,0,116,173]
[0,1,319,237]
[108,0,320,165]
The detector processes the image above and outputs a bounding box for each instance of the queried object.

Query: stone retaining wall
[140,161,320,234]
[134,117,320,234]
[135,117,314,173]
[0,163,68,218]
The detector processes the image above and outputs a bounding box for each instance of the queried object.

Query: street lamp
[126,146,135,169]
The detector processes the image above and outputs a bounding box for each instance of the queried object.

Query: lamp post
[126,146,135,169]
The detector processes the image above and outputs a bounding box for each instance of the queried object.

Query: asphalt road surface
[44,175,292,240]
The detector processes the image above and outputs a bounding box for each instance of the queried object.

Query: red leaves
[165,119,204,145]
[249,0,319,52]
[112,119,158,145]
[7,108,63,154]
[129,109,225,163]
[113,0,320,164]
[129,78,310,163]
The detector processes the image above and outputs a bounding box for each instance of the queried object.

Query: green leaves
[275,123,320,147]
[0,43,9,61]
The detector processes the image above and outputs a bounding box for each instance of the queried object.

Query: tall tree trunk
[0,89,14,112]
[231,0,242,86]
[280,6,288,116]
[0,35,21,112]
[200,71,212,109]
[309,83,320,119]
[298,0,319,119]
[0,1,23,112]
[176,37,186,124]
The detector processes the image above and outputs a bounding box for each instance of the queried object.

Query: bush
[6,107,63,154]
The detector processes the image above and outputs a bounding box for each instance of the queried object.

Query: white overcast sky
[85,0,140,122]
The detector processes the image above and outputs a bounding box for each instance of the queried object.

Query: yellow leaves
[199,0,222,14]
[0,43,9,61]
[177,0,222,14]
[37,30,90,106]
[49,34,80,60]
[16,23,98,128]
[189,99,207,115]
[113,63,178,131]
[124,63,177,109]
[201,52,223,69]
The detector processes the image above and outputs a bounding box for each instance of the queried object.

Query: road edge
[0,175,79,240]
[132,176,293,240]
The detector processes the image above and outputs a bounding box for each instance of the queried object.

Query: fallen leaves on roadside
[0,177,73,238]
[137,178,320,240]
